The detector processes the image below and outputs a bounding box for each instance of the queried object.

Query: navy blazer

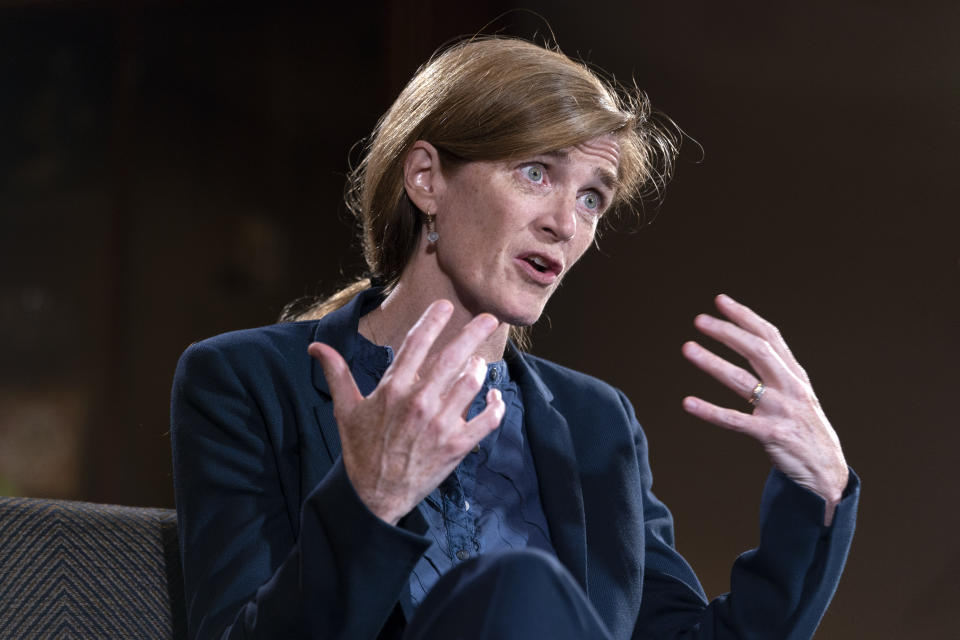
[171,288,859,639]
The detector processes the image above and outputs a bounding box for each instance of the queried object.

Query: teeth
[530,256,548,268]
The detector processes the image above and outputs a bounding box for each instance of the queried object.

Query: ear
[403,140,445,216]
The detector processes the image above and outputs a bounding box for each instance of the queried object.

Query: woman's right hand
[307,300,505,526]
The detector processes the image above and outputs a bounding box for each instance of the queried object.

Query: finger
[423,313,499,393]
[714,294,810,384]
[390,299,455,384]
[440,355,487,420]
[682,395,766,439]
[308,342,363,415]
[693,313,793,388]
[462,388,505,445]
[682,341,759,401]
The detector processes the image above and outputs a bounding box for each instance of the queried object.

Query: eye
[523,164,545,183]
[579,191,603,213]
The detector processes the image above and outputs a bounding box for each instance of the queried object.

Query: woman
[171,37,858,639]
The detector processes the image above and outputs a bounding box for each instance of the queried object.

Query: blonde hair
[285,36,678,348]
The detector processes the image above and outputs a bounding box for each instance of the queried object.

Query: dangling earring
[425,211,439,244]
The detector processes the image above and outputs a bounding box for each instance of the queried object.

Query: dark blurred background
[1,1,956,636]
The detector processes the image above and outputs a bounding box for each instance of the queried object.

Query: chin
[456,278,553,326]
[493,294,550,328]
[500,312,539,328]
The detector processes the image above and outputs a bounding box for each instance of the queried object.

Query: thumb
[308,342,362,414]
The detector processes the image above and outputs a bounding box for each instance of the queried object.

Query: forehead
[572,135,621,169]
[539,134,620,164]
[538,134,621,191]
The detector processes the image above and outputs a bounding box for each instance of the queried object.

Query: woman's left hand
[681,294,849,526]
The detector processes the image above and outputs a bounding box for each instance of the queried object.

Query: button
[471,444,480,454]
[464,501,470,511]
[456,549,470,561]
[488,367,500,382]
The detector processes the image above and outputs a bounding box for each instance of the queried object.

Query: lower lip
[515,258,559,285]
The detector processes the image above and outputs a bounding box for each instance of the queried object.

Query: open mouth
[525,255,551,273]
[516,253,562,283]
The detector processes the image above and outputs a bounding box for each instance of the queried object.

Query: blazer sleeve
[171,339,432,639]
[621,392,861,640]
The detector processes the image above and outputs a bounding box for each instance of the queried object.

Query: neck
[359,271,511,367]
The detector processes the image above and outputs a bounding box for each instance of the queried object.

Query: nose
[539,195,577,242]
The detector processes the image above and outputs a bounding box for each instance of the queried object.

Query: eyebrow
[594,168,619,193]
[541,149,620,194]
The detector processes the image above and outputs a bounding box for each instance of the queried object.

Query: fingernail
[695,313,714,326]
[434,299,454,315]
[682,397,698,411]
[478,314,498,331]
[718,294,734,305]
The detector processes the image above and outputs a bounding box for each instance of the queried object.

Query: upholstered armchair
[0,496,186,639]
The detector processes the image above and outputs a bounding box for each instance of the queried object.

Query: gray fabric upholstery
[0,496,186,639]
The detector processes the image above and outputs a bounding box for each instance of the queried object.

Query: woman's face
[431,135,621,326]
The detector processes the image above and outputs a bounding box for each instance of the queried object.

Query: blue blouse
[350,333,556,614]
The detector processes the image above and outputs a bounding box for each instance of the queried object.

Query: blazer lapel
[509,348,588,591]
[294,397,338,526]
[305,288,382,471]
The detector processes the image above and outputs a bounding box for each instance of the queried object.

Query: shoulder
[181,320,319,360]
[174,320,320,386]
[516,351,632,416]
[516,352,652,471]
